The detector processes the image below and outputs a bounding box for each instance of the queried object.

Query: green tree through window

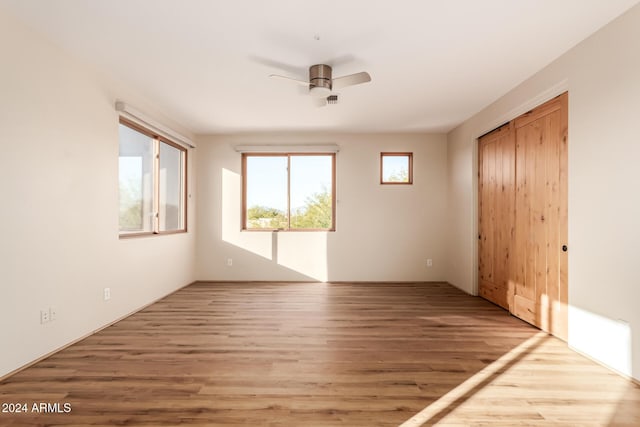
[243,153,335,230]
[381,152,413,184]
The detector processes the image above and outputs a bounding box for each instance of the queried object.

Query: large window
[242,153,335,231]
[119,118,187,236]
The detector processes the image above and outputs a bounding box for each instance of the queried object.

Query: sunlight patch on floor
[400,331,630,426]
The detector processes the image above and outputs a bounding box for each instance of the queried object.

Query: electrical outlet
[49,307,57,321]
[427,259,433,267]
[227,258,233,267]
[103,287,111,301]
[40,310,50,324]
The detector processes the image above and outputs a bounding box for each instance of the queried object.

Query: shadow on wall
[221,166,426,283]
[221,168,329,282]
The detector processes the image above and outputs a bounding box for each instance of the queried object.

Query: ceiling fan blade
[332,71,371,90]
[269,74,309,86]
[249,55,307,76]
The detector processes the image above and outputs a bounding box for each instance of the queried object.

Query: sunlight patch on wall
[568,305,633,377]
[276,231,328,282]
[221,168,329,281]
[221,168,272,260]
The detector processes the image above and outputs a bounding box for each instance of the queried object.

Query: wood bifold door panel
[478,92,568,341]
[478,122,515,311]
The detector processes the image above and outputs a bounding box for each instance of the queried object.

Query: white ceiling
[2,0,638,134]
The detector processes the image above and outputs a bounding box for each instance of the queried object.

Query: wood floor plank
[0,281,638,426]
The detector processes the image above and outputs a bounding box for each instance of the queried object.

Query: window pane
[245,156,288,229]
[159,141,185,232]
[119,124,154,233]
[382,154,411,183]
[290,155,333,229]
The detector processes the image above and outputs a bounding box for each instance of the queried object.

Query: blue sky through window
[246,155,332,213]
[382,155,410,182]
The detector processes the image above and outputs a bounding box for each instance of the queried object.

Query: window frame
[380,152,413,185]
[118,117,188,238]
[241,152,336,232]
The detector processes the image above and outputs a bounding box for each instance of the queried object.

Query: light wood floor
[1,282,638,426]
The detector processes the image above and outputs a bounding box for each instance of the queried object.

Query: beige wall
[0,11,196,378]
[446,4,640,380]
[196,133,447,282]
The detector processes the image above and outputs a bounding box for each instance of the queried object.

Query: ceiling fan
[270,64,371,104]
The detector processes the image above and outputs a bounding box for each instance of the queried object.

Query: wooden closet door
[478,123,515,310]
[512,93,568,340]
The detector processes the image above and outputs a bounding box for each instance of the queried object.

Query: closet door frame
[476,92,568,341]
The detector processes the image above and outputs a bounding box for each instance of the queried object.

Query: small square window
[380,152,413,184]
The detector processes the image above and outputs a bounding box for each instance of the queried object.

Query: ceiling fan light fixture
[270,63,371,100]
[309,85,331,97]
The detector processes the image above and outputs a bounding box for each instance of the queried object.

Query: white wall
[196,133,447,282]
[0,10,196,378]
[446,4,640,380]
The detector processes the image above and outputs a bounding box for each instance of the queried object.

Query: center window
[242,153,335,231]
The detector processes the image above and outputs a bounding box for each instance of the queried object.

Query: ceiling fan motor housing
[309,64,332,91]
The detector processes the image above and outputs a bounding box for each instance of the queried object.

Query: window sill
[119,229,187,239]
[241,228,335,232]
